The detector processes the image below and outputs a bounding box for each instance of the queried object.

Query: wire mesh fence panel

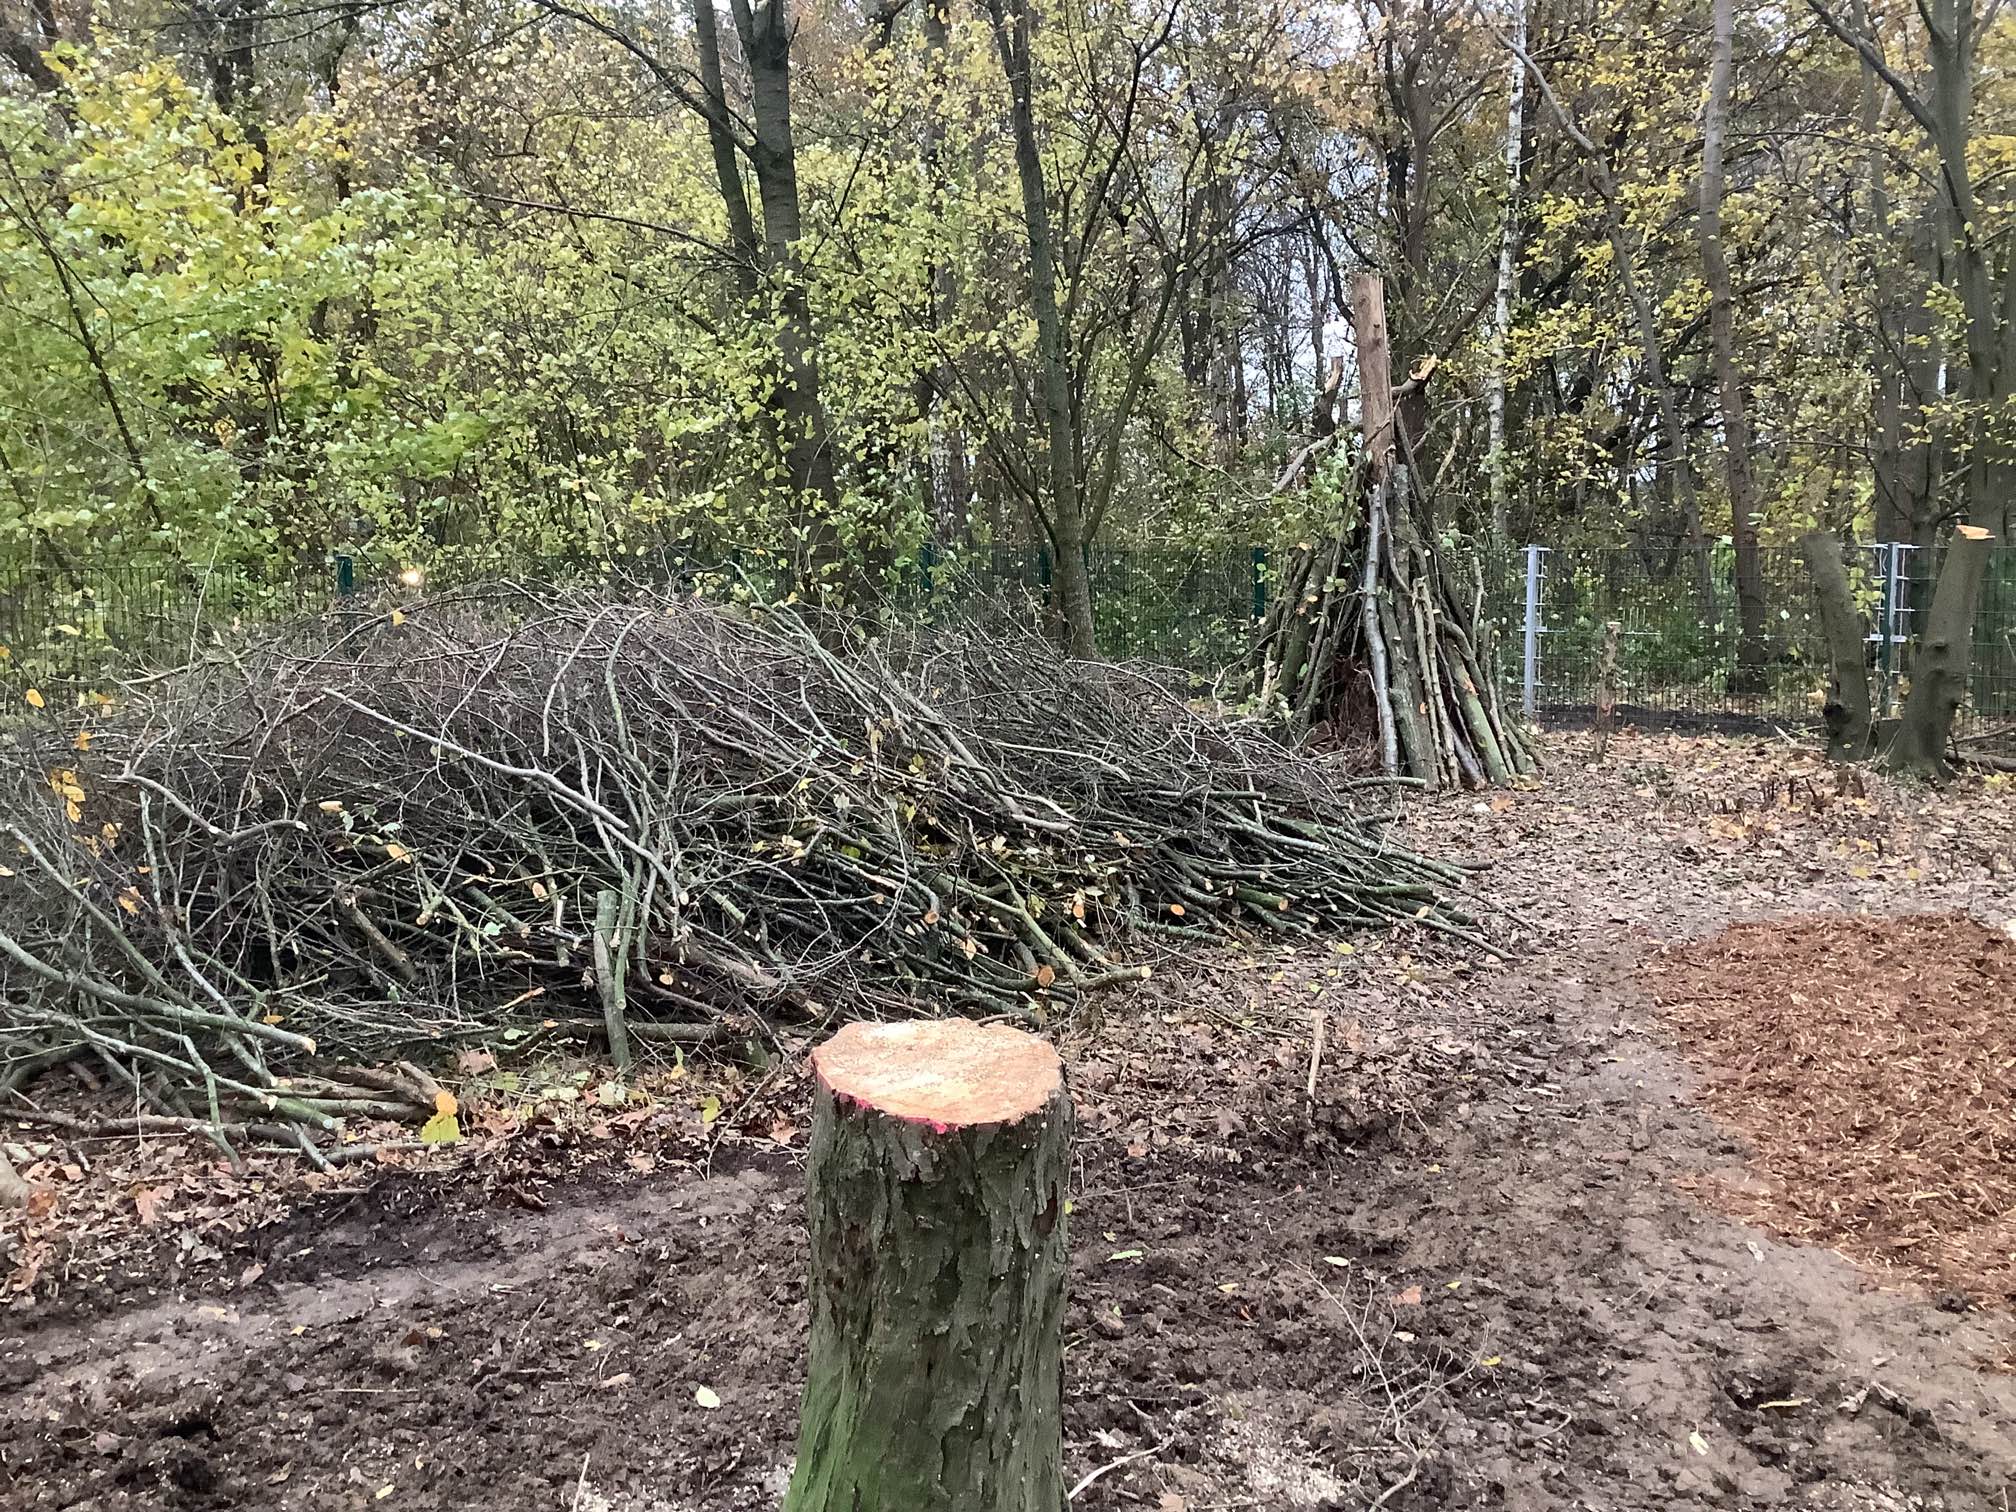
[1512,542,2016,741]
[1891,545,2016,742]
[921,544,1262,676]
[0,555,343,700]
[6,540,2014,745]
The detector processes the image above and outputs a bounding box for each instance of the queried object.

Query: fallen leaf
[1392,1284,1423,1307]
[694,1385,721,1410]
[23,689,43,709]
[1688,1430,1709,1456]
[132,1185,167,1226]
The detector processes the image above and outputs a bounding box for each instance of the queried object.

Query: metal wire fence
[3,541,2013,744]
[1507,542,2016,740]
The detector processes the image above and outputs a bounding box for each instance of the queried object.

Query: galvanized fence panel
[4,541,2014,743]
[1507,542,2016,740]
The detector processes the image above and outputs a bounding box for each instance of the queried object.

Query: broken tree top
[812,1020,1062,1131]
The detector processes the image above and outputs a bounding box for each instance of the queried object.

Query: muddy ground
[4,731,2015,1510]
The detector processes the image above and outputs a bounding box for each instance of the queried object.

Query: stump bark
[783,1019,1070,1512]
[1885,524,1994,779]
[1798,528,1873,761]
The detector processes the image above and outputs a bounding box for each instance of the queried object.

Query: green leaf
[419,1110,461,1144]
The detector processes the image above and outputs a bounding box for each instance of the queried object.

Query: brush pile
[0,587,1483,1160]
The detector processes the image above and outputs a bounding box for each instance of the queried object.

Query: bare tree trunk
[1700,0,1768,692]
[919,0,971,544]
[983,0,1096,656]
[1486,0,1526,544]
[1799,529,1874,760]
[728,0,849,586]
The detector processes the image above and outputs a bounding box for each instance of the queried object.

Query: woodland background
[2,0,2012,663]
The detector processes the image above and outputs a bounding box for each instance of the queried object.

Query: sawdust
[1648,913,2016,1302]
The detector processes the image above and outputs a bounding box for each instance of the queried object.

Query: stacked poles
[1258,275,1537,789]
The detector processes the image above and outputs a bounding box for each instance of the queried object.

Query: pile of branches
[0,586,1484,1161]
[1256,273,1537,789]
[1256,483,1537,787]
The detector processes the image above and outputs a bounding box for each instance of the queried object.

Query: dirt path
[4,733,2014,1509]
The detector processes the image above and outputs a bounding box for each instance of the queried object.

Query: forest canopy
[2,0,2013,645]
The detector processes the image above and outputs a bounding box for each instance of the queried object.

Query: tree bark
[984,0,1097,657]
[1699,0,1767,692]
[785,1019,1069,1512]
[1798,529,1873,761]
[1883,525,1993,778]
[1486,0,1526,544]
[1589,619,1621,764]
[727,0,849,585]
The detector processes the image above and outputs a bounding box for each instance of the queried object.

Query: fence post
[334,553,355,599]
[1521,544,1545,718]
[1250,546,1266,622]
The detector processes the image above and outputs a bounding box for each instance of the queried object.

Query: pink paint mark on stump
[812,1020,1060,1130]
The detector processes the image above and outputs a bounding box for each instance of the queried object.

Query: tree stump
[783,1019,1070,1512]
[1886,524,1994,778]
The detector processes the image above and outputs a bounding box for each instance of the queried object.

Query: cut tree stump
[783,1019,1070,1512]
[1885,524,1994,778]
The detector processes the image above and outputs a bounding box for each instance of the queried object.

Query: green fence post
[335,553,355,599]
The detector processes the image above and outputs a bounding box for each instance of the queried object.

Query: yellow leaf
[419,1110,461,1145]
[24,689,44,709]
[73,729,92,751]
[433,1089,458,1118]
[64,800,81,824]
[116,887,140,915]
[390,609,406,626]
[386,843,413,863]
[699,1093,722,1125]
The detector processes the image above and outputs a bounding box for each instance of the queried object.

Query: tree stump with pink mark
[783,1019,1070,1512]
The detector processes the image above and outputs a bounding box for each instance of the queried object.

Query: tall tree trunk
[983,0,1096,656]
[1485,0,1526,545]
[1699,0,1768,691]
[1799,529,1874,760]
[919,0,971,544]
[726,0,850,588]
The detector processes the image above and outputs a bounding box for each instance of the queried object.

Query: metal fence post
[1521,544,1545,718]
[1876,542,1900,714]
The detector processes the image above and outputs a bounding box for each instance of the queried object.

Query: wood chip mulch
[1648,912,2016,1302]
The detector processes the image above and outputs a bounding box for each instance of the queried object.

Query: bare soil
[4,731,2016,1511]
